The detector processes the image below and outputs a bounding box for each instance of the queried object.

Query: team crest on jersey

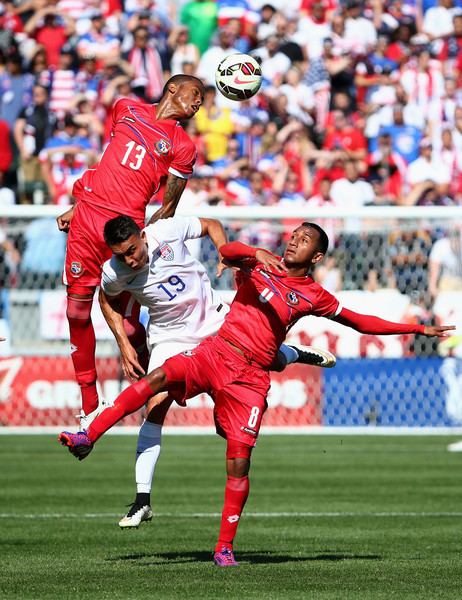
[158,243,174,261]
[70,261,82,276]
[155,138,171,155]
[286,291,299,306]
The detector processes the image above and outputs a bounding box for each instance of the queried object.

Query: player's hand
[57,206,75,232]
[422,325,456,337]
[120,344,146,382]
[216,258,228,278]
[255,249,288,274]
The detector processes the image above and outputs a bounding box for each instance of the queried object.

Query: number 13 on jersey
[121,141,146,170]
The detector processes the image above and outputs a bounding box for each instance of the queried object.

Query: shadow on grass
[105,551,382,566]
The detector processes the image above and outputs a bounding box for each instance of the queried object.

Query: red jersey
[73,98,197,222]
[218,255,341,369]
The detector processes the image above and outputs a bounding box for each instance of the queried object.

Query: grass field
[1,434,462,600]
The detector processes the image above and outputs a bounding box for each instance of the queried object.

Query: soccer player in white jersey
[99,215,336,528]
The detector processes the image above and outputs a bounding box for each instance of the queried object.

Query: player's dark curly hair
[301,222,329,254]
[162,74,205,96]
[104,215,141,246]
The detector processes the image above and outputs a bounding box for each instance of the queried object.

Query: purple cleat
[213,547,238,567]
[58,430,94,461]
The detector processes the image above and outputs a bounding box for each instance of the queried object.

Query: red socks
[87,378,153,442]
[215,476,249,552]
[67,296,98,415]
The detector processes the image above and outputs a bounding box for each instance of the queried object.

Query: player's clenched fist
[57,206,75,232]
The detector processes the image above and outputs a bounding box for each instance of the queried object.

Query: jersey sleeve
[311,284,342,318]
[101,260,125,296]
[168,129,197,179]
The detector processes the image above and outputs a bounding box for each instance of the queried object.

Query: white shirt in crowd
[430,236,462,279]
[101,217,227,348]
[330,178,375,207]
[406,156,451,186]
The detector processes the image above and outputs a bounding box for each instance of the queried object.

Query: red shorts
[64,200,144,291]
[162,335,270,447]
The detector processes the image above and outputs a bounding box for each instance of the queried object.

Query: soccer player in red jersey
[56,74,205,425]
[59,222,455,566]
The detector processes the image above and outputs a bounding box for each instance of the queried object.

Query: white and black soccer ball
[215,53,262,101]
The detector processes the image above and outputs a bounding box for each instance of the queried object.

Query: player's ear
[311,251,324,265]
[167,82,178,95]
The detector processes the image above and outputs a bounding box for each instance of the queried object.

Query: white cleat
[76,398,112,430]
[289,345,337,368]
[447,441,462,452]
[119,504,153,529]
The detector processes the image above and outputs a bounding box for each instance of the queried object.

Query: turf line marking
[1,511,462,519]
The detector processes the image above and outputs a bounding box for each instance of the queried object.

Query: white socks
[135,420,162,494]
[279,343,299,365]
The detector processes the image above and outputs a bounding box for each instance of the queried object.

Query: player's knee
[145,368,168,395]
[226,440,252,477]
[66,295,93,321]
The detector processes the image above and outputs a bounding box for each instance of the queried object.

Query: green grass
[1,435,462,599]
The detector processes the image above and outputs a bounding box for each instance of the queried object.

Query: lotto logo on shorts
[70,261,82,276]
[182,349,195,357]
[159,243,174,261]
[286,291,299,306]
[241,426,257,437]
[155,138,171,155]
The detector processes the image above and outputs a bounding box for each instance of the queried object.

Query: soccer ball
[215,54,262,101]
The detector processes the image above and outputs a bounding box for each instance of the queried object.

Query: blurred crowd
[0,0,461,308]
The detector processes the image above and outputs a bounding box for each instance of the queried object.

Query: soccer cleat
[76,397,112,430]
[213,547,238,567]
[119,504,153,529]
[289,345,336,368]
[447,441,462,452]
[58,430,94,461]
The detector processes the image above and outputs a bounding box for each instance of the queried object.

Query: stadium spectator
[39,114,96,203]
[388,229,433,295]
[252,34,291,86]
[195,85,234,163]
[405,137,451,202]
[180,0,218,54]
[374,104,422,165]
[23,5,75,69]
[167,25,200,76]
[330,159,375,207]
[126,25,164,101]
[13,85,57,200]
[0,119,13,177]
[0,54,34,131]
[429,228,462,297]
[37,45,78,118]
[77,11,121,67]
[323,110,368,170]
[196,27,238,86]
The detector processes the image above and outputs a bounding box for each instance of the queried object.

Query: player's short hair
[301,222,329,254]
[162,74,205,97]
[104,215,141,246]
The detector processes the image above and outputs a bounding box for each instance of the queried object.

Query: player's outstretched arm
[98,289,146,381]
[148,173,187,224]
[334,307,455,337]
[199,218,228,276]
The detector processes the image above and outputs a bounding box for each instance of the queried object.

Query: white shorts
[148,340,200,372]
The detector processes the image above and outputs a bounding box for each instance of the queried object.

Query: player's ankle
[135,492,151,506]
[215,541,233,552]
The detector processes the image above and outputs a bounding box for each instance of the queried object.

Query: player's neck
[155,99,180,121]
[286,265,311,278]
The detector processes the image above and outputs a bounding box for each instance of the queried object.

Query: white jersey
[101,216,228,346]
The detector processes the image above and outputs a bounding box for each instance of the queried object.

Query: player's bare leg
[119,394,173,529]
